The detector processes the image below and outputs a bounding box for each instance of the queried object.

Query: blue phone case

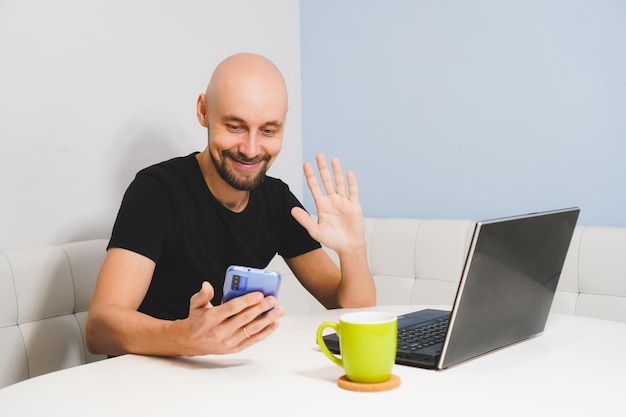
[221,265,282,303]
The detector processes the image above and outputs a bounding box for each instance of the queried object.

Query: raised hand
[291,153,366,256]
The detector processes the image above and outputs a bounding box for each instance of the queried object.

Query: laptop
[322,207,580,369]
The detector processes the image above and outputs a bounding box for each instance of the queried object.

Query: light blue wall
[300,0,626,226]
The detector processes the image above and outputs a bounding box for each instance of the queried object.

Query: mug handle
[316,321,343,368]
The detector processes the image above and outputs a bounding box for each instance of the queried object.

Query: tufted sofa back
[272,219,626,324]
[1,218,626,389]
[0,240,108,389]
[555,226,626,320]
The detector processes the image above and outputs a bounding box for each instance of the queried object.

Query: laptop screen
[440,207,580,368]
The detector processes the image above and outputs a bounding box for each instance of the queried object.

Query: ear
[196,93,208,127]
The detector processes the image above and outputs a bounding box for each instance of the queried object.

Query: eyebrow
[221,115,283,128]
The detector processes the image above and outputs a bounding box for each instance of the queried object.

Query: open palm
[291,154,366,255]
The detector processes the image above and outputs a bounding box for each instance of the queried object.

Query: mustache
[222,150,271,164]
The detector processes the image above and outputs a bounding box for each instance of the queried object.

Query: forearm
[86,305,188,357]
[335,243,376,308]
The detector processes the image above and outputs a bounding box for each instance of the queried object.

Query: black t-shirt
[108,152,320,320]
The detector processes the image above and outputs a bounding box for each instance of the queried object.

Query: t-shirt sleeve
[107,173,175,263]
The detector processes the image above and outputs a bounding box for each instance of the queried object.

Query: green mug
[316,311,397,383]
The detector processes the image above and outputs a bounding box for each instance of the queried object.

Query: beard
[210,149,271,191]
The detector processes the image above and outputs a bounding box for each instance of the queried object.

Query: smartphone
[221,265,282,303]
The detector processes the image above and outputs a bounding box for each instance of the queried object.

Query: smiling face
[197,53,288,191]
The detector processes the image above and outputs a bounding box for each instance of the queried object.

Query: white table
[1,305,625,416]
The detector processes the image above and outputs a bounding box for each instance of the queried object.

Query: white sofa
[2,218,625,389]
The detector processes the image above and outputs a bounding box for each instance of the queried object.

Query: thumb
[291,206,317,237]
[190,281,215,310]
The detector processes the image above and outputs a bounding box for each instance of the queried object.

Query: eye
[226,124,242,132]
[261,128,276,136]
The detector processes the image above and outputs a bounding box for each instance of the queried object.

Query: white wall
[0,0,303,251]
[300,0,626,227]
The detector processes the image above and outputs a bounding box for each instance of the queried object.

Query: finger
[331,158,346,197]
[315,153,337,195]
[225,296,282,343]
[220,292,279,326]
[346,170,360,205]
[237,320,281,348]
[238,306,284,343]
[221,291,265,315]
[190,281,215,310]
[303,161,324,201]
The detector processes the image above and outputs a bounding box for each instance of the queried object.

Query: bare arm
[86,248,284,357]
[290,154,376,308]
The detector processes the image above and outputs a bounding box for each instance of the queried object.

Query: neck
[195,150,250,213]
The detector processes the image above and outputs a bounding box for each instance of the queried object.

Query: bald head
[203,53,288,117]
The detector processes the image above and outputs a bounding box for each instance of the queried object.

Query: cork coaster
[337,374,401,392]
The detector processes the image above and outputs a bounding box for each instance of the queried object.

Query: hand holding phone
[221,265,282,304]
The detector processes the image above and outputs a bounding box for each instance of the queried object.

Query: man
[86,53,375,358]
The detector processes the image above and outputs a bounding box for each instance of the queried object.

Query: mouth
[232,159,263,171]
[224,152,270,172]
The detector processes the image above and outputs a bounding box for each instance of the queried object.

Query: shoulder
[137,153,199,180]
[130,152,203,195]
[121,152,202,208]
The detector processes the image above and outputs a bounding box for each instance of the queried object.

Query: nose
[238,130,260,158]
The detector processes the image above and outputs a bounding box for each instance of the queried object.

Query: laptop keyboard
[397,317,449,351]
